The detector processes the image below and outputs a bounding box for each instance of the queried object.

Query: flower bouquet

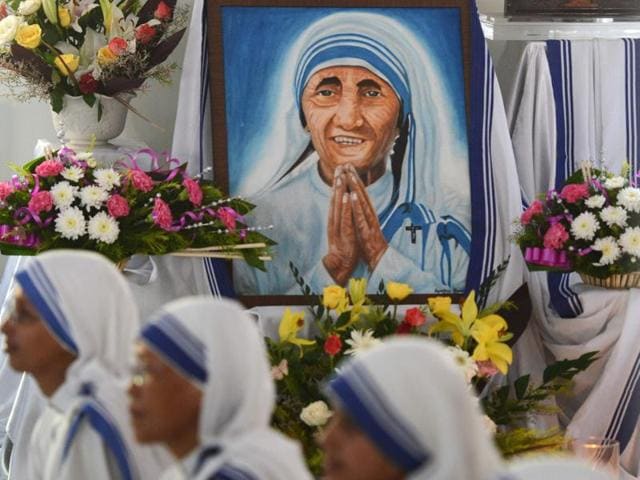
[515,163,640,288]
[265,267,595,473]
[0,147,273,268]
[0,0,185,111]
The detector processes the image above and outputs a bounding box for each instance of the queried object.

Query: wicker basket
[580,272,640,289]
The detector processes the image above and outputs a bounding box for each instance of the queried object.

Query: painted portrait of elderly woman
[214,6,472,296]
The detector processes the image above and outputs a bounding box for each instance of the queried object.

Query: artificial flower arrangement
[0,0,186,111]
[266,265,597,473]
[515,162,640,287]
[0,147,273,268]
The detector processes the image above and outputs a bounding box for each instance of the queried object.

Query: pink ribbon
[0,225,39,248]
[117,148,182,183]
[524,247,571,269]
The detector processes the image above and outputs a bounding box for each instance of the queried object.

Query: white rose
[17,0,41,16]
[0,15,20,46]
[604,176,625,189]
[300,401,333,427]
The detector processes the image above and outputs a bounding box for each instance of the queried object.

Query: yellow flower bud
[322,285,348,310]
[348,278,367,305]
[427,296,452,315]
[386,281,413,301]
[58,7,71,28]
[54,53,79,76]
[97,45,117,65]
[15,23,41,50]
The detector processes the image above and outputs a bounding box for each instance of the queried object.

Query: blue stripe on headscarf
[324,366,428,472]
[140,318,208,385]
[15,265,79,355]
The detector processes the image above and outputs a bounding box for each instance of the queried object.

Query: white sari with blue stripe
[509,39,640,479]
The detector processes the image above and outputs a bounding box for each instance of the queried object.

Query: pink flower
[404,307,426,327]
[154,1,172,21]
[0,3,8,20]
[520,200,544,225]
[108,37,128,55]
[560,183,590,203]
[183,178,203,206]
[28,191,53,214]
[128,170,154,192]
[543,222,569,249]
[217,207,239,231]
[476,360,499,378]
[152,197,173,231]
[135,23,156,44]
[0,182,14,201]
[107,194,130,218]
[35,160,64,177]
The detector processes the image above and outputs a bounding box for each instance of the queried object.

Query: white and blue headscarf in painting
[323,337,503,480]
[238,12,472,284]
[139,297,312,480]
[15,250,170,480]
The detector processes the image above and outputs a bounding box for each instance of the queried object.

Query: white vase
[51,93,134,151]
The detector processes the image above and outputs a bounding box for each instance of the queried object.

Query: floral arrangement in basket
[515,162,640,288]
[266,264,597,474]
[0,0,186,111]
[0,147,273,267]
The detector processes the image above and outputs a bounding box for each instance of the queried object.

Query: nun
[128,296,312,479]
[320,336,504,480]
[232,11,472,295]
[0,250,171,479]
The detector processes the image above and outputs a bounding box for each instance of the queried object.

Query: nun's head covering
[140,297,312,479]
[323,336,503,480]
[15,250,139,382]
[239,11,470,230]
[503,457,616,480]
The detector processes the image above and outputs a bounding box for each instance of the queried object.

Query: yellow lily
[471,321,513,374]
[429,290,479,346]
[348,278,367,305]
[386,281,413,301]
[100,0,113,34]
[278,308,315,351]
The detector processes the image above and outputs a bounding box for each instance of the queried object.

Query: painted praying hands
[322,164,388,285]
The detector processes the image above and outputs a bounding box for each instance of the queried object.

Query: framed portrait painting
[505,0,640,17]
[207,0,474,305]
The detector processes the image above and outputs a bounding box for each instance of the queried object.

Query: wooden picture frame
[207,0,474,306]
[505,0,640,17]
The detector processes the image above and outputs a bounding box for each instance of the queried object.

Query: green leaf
[83,94,96,108]
[50,90,64,113]
[334,311,351,330]
[514,374,530,400]
[542,351,598,384]
[97,100,103,121]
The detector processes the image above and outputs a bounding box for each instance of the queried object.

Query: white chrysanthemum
[571,212,600,240]
[619,227,640,257]
[61,165,84,183]
[79,185,108,209]
[50,181,77,210]
[585,195,606,209]
[599,206,628,228]
[87,212,119,244]
[604,176,626,189]
[592,236,621,266]
[618,187,640,213]
[445,346,479,383]
[344,329,382,356]
[93,168,121,190]
[54,207,86,240]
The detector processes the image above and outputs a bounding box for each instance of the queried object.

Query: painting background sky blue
[221,7,467,194]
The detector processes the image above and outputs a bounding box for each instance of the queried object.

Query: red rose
[79,73,99,94]
[0,3,8,20]
[404,307,426,327]
[395,322,412,334]
[108,37,128,55]
[135,23,157,45]
[324,334,342,356]
[154,1,172,21]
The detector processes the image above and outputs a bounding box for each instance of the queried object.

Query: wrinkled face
[0,287,72,375]
[319,409,405,480]
[128,343,203,447]
[301,66,401,181]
